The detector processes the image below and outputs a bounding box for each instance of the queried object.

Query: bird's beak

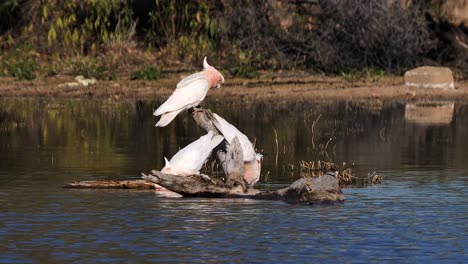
[216,76,224,89]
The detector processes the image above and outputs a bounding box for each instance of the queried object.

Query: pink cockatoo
[211,113,263,185]
[154,57,225,127]
[161,131,224,176]
[153,130,223,198]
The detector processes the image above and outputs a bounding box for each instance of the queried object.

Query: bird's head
[202,56,224,89]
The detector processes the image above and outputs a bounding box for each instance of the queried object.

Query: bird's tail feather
[153,106,163,116]
[155,110,182,127]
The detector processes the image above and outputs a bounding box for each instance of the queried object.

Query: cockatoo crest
[203,56,211,69]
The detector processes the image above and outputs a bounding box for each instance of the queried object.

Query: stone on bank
[404,66,455,89]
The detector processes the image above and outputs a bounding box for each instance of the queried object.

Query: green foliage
[146,0,218,61]
[229,50,258,79]
[0,44,37,80]
[70,58,110,80]
[341,67,386,82]
[130,65,164,80]
[0,0,462,79]
[42,0,134,55]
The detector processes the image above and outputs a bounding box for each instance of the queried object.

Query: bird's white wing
[169,131,214,174]
[212,113,236,143]
[154,75,209,116]
[176,73,204,89]
[212,113,256,162]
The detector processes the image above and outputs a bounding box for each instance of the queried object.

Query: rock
[57,82,80,88]
[75,75,97,87]
[404,66,454,89]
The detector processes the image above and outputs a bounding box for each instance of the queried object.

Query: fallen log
[65,173,343,204]
[64,179,156,189]
[142,170,239,197]
[141,170,343,204]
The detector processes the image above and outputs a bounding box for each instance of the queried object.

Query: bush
[218,0,437,74]
[68,57,120,80]
[0,44,37,80]
[228,49,258,78]
[218,0,283,70]
[130,65,164,80]
[0,0,461,78]
[42,0,135,56]
[308,0,435,74]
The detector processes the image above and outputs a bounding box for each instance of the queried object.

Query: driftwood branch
[64,179,156,189]
[141,170,238,197]
[141,170,343,204]
[65,172,344,204]
[191,107,246,190]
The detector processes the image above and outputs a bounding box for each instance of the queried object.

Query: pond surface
[0,98,466,263]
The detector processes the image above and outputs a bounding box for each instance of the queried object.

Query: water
[0,98,466,263]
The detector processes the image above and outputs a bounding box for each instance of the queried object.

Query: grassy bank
[1,74,467,102]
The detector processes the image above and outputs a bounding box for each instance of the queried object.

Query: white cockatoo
[153,130,223,198]
[161,131,224,176]
[154,57,225,127]
[211,113,263,185]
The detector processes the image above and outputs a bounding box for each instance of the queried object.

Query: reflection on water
[0,98,467,262]
[405,101,455,125]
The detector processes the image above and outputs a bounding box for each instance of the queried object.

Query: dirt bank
[0,75,467,101]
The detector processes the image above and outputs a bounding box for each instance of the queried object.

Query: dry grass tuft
[288,160,384,187]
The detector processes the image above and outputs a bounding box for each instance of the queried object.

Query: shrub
[308,0,435,74]
[228,49,258,78]
[1,44,37,80]
[70,58,110,80]
[42,0,135,56]
[130,65,164,80]
[218,0,283,70]
[143,1,218,63]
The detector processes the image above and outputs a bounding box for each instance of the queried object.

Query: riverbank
[1,74,467,101]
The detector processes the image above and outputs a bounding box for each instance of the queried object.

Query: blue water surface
[0,99,467,263]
